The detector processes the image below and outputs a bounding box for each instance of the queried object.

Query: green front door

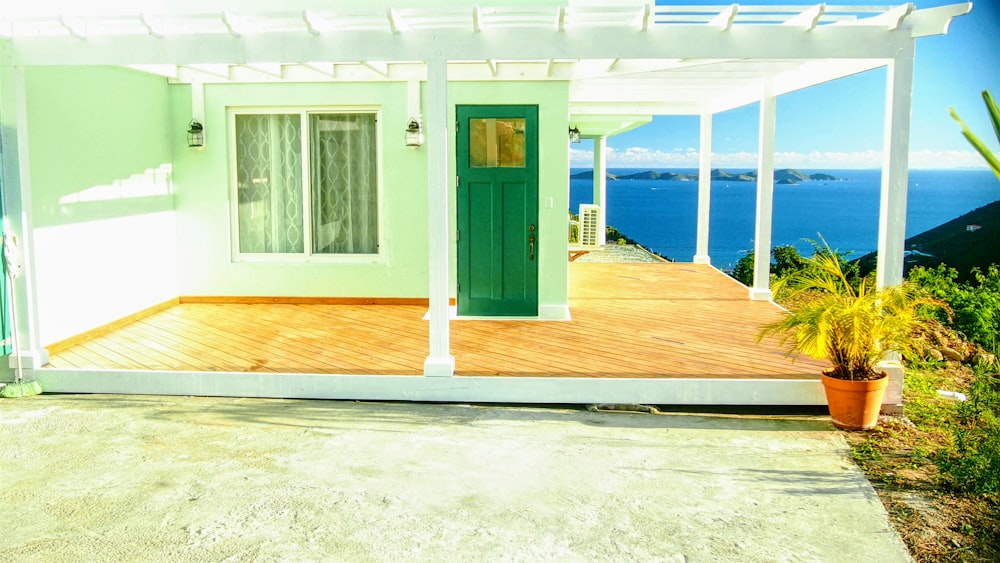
[456,105,539,316]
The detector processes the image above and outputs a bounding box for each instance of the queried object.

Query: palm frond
[758,242,949,380]
[950,90,1000,181]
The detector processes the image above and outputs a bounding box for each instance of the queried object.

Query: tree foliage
[731,242,858,289]
[908,264,1000,356]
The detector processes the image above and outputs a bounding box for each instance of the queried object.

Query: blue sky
[572,0,1000,170]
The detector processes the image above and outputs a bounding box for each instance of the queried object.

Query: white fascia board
[127,64,180,80]
[770,58,888,97]
[7,25,917,66]
[447,61,574,80]
[567,115,654,137]
[570,101,706,116]
[707,91,769,114]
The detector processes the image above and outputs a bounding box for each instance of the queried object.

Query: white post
[694,112,713,264]
[593,135,608,245]
[750,90,777,301]
[423,58,455,377]
[876,53,914,289]
[0,61,49,371]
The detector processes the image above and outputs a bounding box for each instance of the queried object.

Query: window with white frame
[232,110,379,257]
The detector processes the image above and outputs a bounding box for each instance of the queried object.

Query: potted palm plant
[759,247,946,430]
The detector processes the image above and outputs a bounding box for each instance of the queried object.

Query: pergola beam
[221,12,241,38]
[6,25,919,66]
[59,16,86,40]
[783,4,825,31]
[387,8,406,34]
[709,4,739,31]
[139,14,163,38]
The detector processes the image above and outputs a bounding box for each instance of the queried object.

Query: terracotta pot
[820,371,888,431]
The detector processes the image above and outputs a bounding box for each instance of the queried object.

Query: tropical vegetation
[739,242,998,559]
[758,245,945,381]
[950,89,1000,180]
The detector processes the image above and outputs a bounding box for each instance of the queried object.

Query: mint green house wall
[10,71,570,352]
[173,80,570,311]
[25,66,178,346]
[171,81,430,298]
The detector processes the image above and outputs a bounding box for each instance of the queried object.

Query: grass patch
[845,365,1000,561]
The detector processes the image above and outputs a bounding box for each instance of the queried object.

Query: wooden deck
[44,263,827,379]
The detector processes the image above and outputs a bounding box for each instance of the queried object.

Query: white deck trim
[34,369,828,406]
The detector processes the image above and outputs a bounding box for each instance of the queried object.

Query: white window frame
[228,106,384,263]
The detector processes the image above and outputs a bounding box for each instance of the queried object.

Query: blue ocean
[569,168,1000,271]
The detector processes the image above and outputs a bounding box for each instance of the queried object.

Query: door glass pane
[309,113,379,254]
[235,114,304,254]
[469,118,526,168]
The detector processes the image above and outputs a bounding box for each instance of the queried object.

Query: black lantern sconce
[187,119,205,149]
[405,117,423,148]
[568,126,582,144]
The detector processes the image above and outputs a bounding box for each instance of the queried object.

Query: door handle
[528,233,536,261]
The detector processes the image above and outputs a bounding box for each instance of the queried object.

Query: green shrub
[936,367,1000,496]
[909,264,1000,356]
[731,243,859,291]
[732,250,755,286]
[730,245,805,286]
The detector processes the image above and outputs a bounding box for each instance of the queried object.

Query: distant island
[570,168,840,185]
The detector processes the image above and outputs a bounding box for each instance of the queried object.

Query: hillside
[856,199,1000,281]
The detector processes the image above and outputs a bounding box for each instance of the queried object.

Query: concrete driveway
[0,395,910,562]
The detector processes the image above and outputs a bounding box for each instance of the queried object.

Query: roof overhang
[570,114,653,138]
[0,2,972,136]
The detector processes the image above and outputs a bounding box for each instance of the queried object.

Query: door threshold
[422,306,569,321]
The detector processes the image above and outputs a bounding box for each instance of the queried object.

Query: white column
[423,58,455,377]
[0,62,49,370]
[593,135,608,245]
[693,112,713,264]
[876,52,914,289]
[750,90,777,301]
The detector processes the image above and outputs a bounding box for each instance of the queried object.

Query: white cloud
[569,147,991,170]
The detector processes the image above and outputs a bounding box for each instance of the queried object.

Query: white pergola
[0,1,972,380]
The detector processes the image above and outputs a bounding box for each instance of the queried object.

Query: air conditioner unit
[579,204,600,247]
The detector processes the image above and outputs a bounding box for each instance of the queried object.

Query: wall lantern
[568,126,582,144]
[405,117,423,148]
[187,119,205,149]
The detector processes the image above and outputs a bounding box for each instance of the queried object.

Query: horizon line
[568,166,994,171]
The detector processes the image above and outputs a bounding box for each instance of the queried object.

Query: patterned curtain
[235,114,304,253]
[309,114,378,254]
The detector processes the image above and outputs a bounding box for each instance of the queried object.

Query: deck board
[44,263,828,379]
